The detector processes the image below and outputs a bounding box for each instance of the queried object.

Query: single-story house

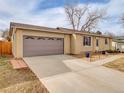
[9,22,112,58]
[112,36,124,52]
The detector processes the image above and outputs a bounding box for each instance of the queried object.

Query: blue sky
[35,0,109,10]
[0,0,124,35]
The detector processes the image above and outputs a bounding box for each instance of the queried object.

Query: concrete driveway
[23,55,124,93]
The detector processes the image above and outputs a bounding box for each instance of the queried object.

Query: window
[57,38,62,40]
[37,37,45,40]
[83,36,91,46]
[48,37,54,40]
[25,36,35,39]
[96,39,99,47]
[105,38,108,45]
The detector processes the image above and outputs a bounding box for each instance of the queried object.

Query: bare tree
[96,31,102,35]
[81,9,105,32]
[64,4,106,32]
[65,5,88,30]
[104,31,115,37]
[2,29,10,41]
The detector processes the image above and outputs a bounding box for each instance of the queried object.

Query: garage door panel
[23,35,64,57]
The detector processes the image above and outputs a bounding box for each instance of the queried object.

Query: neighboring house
[9,22,112,58]
[112,36,124,52]
[0,31,6,41]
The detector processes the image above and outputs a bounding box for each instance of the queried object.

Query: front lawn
[103,57,124,72]
[0,56,49,93]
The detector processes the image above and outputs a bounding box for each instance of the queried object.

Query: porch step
[10,59,28,69]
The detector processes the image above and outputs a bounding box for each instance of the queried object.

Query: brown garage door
[23,35,64,57]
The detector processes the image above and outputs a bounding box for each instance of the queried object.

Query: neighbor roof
[114,36,124,40]
[9,22,111,38]
[113,36,124,43]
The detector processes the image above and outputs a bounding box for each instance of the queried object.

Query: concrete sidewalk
[24,55,124,93]
[91,55,124,66]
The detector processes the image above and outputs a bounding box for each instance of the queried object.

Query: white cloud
[83,0,124,35]
[107,0,124,16]
[11,7,68,28]
[0,0,68,30]
[100,0,124,35]
[0,0,124,36]
[0,0,36,16]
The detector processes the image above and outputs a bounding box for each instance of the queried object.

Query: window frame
[83,36,92,46]
[96,39,99,47]
[105,38,108,45]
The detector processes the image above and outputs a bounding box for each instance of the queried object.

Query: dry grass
[103,57,124,72]
[89,54,113,62]
[0,56,49,93]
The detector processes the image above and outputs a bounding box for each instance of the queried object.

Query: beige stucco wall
[12,28,112,58]
[13,29,71,58]
[112,41,117,50]
[11,29,21,58]
[64,35,71,54]
[74,34,94,54]
[71,34,112,54]
[70,34,77,54]
[15,30,23,58]
[11,28,17,57]
[109,38,112,50]
[71,34,93,54]
[99,37,111,51]
[93,37,111,51]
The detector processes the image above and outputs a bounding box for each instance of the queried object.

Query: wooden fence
[0,41,12,56]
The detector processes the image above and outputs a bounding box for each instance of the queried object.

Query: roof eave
[9,22,112,38]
